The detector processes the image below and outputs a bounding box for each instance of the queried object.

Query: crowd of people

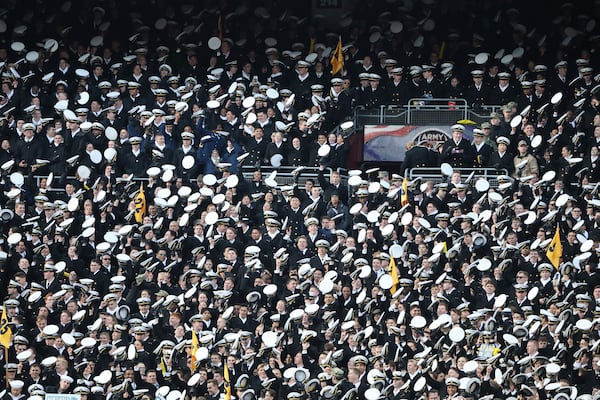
[0,1,599,400]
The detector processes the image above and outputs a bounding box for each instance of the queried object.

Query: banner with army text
[363,125,475,162]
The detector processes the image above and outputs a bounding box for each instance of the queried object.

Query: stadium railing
[407,167,509,189]
[355,98,504,126]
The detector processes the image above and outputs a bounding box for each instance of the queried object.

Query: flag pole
[2,302,7,388]
[4,346,7,387]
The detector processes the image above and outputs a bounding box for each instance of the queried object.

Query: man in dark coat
[386,67,409,105]
[241,126,268,168]
[401,140,437,175]
[13,123,42,174]
[464,70,491,109]
[365,74,387,109]
[323,78,352,131]
[488,136,515,175]
[117,136,150,177]
[471,129,494,168]
[440,124,474,168]
[490,72,518,105]
[287,61,315,111]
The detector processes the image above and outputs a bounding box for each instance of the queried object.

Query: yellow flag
[389,256,399,295]
[331,36,344,76]
[224,363,231,400]
[401,178,409,207]
[0,306,12,348]
[160,356,167,375]
[546,226,563,269]
[190,331,199,372]
[134,183,146,223]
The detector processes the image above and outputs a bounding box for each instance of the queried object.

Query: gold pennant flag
[0,306,12,349]
[160,356,167,375]
[401,178,409,207]
[134,183,146,223]
[389,255,399,295]
[224,363,231,400]
[546,226,563,269]
[190,330,199,372]
[331,36,344,76]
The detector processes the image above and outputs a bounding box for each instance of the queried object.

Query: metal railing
[32,166,505,201]
[31,175,150,196]
[354,98,505,127]
[407,167,509,188]
[33,166,348,196]
[469,106,503,124]
[406,98,469,124]
[240,166,347,186]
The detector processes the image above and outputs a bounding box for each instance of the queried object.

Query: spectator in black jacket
[440,124,474,168]
[490,72,518,105]
[318,167,349,206]
[464,70,491,109]
[472,129,494,168]
[400,140,437,175]
[117,136,150,177]
[365,74,386,109]
[14,123,42,174]
[488,136,515,175]
[263,131,288,167]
